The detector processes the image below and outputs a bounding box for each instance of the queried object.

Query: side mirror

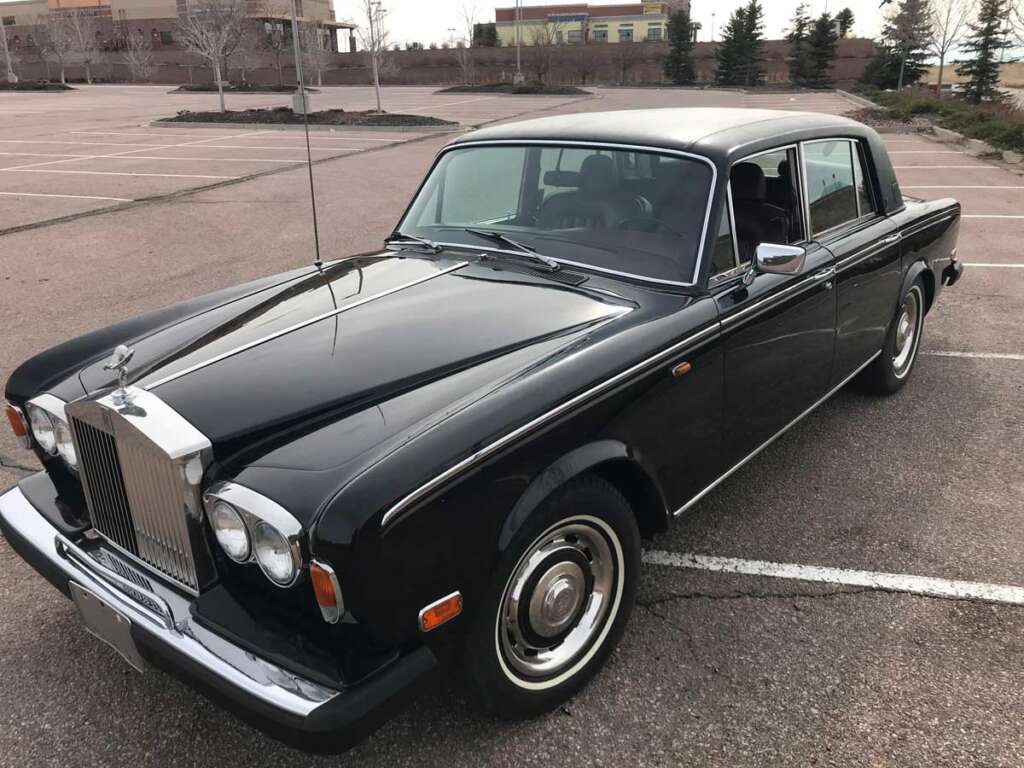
[742,243,807,285]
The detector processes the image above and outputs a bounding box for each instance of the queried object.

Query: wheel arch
[903,259,934,313]
[497,440,669,553]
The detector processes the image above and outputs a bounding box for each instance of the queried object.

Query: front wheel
[859,277,926,395]
[464,475,640,717]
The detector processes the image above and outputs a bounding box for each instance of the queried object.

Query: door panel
[827,219,902,384]
[714,242,837,468]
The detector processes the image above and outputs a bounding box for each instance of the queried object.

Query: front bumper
[0,483,437,752]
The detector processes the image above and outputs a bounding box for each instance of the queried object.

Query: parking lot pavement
[1,88,1023,765]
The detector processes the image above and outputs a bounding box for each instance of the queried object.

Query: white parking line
[962,262,1024,267]
[0,151,300,164]
[903,185,1024,189]
[0,191,133,202]
[2,169,237,179]
[888,150,966,154]
[962,214,1024,219]
[78,131,401,143]
[922,351,1024,360]
[643,550,1024,605]
[893,165,1002,169]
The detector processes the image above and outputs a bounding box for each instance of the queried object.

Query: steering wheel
[616,216,686,238]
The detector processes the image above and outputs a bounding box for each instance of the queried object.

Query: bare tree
[299,24,332,86]
[37,13,73,84]
[356,0,390,111]
[525,20,561,83]
[231,22,260,83]
[121,30,155,81]
[256,5,290,86]
[0,12,16,83]
[452,0,477,83]
[177,0,247,112]
[930,0,976,95]
[613,39,644,85]
[64,9,103,84]
[567,43,599,85]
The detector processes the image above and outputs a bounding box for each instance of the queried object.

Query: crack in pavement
[0,454,36,474]
[638,586,876,609]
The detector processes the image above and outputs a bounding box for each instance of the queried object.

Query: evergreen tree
[883,0,933,88]
[834,7,855,37]
[807,12,840,87]
[664,9,696,85]
[715,0,764,86]
[787,3,815,87]
[957,0,1011,102]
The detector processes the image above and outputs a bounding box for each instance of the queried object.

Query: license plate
[70,582,147,673]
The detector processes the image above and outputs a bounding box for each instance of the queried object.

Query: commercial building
[0,0,355,53]
[494,2,690,46]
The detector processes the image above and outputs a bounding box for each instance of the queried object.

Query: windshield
[397,144,714,284]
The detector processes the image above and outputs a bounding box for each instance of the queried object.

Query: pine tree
[715,6,748,86]
[883,0,933,88]
[834,7,855,37]
[807,12,840,87]
[957,0,1011,102]
[739,0,766,86]
[787,4,814,87]
[664,9,696,85]
[715,0,764,86]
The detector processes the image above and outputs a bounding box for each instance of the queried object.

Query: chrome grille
[68,389,212,594]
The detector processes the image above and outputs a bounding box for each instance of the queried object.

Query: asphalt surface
[1,85,1021,767]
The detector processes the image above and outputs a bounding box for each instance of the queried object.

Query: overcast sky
[332,0,888,48]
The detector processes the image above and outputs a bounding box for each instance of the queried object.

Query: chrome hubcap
[499,520,618,680]
[893,288,922,377]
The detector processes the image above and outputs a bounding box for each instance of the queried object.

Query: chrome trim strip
[673,350,882,517]
[380,321,722,528]
[720,266,836,328]
[0,485,339,716]
[901,212,955,240]
[144,261,468,391]
[202,481,304,589]
[435,139,719,287]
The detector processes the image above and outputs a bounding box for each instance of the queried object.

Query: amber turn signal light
[4,404,31,448]
[310,560,344,624]
[419,591,463,632]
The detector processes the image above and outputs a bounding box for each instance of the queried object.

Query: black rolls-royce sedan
[1,108,962,751]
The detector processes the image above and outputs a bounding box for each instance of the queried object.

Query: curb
[835,89,878,110]
[149,120,462,133]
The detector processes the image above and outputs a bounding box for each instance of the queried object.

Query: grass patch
[436,81,589,95]
[159,107,458,127]
[869,89,1024,153]
[170,83,318,93]
[0,80,75,91]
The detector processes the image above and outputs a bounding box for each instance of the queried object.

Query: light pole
[447,27,455,46]
[513,0,523,83]
[710,12,715,42]
[0,14,17,85]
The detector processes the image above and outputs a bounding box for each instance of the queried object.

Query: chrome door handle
[812,267,836,281]
[881,233,902,245]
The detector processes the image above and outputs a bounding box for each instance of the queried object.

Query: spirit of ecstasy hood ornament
[104,344,135,404]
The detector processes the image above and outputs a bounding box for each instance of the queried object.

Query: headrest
[731,162,766,202]
[579,154,615,193]
[543,170,580,187]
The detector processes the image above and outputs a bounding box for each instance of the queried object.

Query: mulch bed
[846,107,932,133]
[160,107,457,127]
[437,82,590,95]
[170,83,319,93]
[0,81,75,91]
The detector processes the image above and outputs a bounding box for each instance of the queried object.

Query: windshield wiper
[384,231,442,253]
[463,228,560,272]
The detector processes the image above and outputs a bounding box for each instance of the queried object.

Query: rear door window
[803,140,859,236]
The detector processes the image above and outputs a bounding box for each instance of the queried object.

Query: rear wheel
[465,475,640,717]
[859,277,926,395]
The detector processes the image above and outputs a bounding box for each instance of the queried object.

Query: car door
[802,138,902,385]
[711,145,838,469]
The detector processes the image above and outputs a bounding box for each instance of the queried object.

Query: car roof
[451,107,870,159]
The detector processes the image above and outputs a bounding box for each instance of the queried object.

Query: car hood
[77,254,630,454]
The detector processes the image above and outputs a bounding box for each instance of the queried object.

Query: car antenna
[287,0,323,270]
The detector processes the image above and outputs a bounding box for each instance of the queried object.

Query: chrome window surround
[802,137,879,240]
[25,393,68,456]
[202,481,304,588]
[4,402,31,449]
[410,139,719,288]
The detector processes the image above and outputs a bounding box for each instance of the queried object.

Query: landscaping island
[159,107,458,127]
[437,82,590,95]
[0,81,75,91]
[170,83,319,94]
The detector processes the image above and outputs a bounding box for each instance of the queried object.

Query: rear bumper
[942,259,964,287]
[0,483,437,753]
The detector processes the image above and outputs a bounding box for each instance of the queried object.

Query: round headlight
[252,521,298,586]
[26,405,57,454]
[54,418,77,469]
[210,502,250,562]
